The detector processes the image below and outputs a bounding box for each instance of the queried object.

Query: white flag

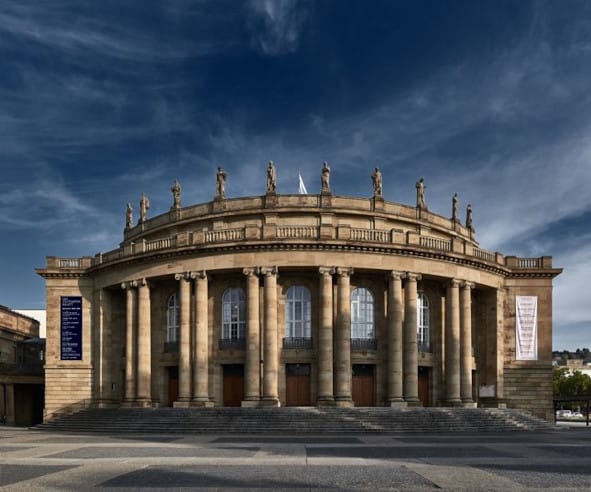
[298,172,308,194]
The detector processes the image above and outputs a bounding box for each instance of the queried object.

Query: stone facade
[37,185,562,422]
[0,305,44,425]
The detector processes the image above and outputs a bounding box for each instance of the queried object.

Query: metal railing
[164,341,179,353]
[218,338,246,350]
[351,338,377,351]
[282,337,313,349]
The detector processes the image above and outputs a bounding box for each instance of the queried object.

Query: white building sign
[516,295,538,360]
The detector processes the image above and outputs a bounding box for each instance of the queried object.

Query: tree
[553,367,591,409]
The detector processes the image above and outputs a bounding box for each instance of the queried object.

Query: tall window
[167,294,179,343]
[417,292,430,348]
[222,288,246,339]
[285,286,311,338]
[351,288,374,339]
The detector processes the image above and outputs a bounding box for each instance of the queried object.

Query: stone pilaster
[192,271,212,406]
[174,273,191,407]
[460,281,475,405]
[403,273,420,405]
[121,281,137,405]
[136,279,152,406]
[261,266,279,406]
[446,278,462,405]
[317,267,335,405]
[335,267,353,407]
[387,271,406,406]
[242,268,260,406]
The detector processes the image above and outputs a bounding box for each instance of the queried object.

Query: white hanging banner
[516,295,538,360]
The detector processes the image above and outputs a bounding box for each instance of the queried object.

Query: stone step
[36,407,555,434]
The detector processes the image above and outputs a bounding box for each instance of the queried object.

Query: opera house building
[37,163,561,422]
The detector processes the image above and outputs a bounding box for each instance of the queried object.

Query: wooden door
[168,366,178,407]
[223,364,245,407]
[418,366,430,407]
[285,364,311,406]
[352,364,375,406]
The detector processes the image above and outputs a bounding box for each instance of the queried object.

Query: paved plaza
[1,426,591,490]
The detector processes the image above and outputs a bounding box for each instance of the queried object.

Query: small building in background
[0,305,45,425]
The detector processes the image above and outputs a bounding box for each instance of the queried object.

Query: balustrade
[282,337,313,349]
[276,226,318,239]
[419,236,452,251]
[473,247,496,262]
[350,228,390,242]
[205,228,245,243]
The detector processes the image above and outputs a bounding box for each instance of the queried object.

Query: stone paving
[1,426,591,490]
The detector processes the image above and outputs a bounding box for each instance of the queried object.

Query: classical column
[261,266,279,406]
[335,267,353,406]
[243,268,260,405]
[121,281,137,404]
[403,273,420,405]
[174,273,191,406]
[445,279,462,405]
[460,281,475,405]
[317,267,335,405]
[136,279,152,406]
[387,271,406,406]
[192,271,211,406]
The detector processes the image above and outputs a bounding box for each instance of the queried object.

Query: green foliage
[553,367,591,398]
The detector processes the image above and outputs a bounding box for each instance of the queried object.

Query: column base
[241,400,261,408]
[404,398,422,407]
[190,399,215,408]
[445,399,463,407]
[121,399,136,408]
[386,399,408,408]
[316,397,336,407]
[96,399,117,409]
[334,399,354,408]
[461,400,477,408]
[134,399,153,408]
[173,400,191,408]
[260,397,281,407]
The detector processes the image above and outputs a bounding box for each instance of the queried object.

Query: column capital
[335,267,353,277]
[449,278,462,288]
[174,272,191,281]
[243,267,259,277]
[121,280,136,290]
[389,270,404,280]
[191,270,207,280]
[137,278,149,288]
[404,272,421,282]
[462,281,475,290]
[260,266,278,277]
[319,266,335,276]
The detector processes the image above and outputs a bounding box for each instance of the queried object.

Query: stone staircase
[36,407,556,434]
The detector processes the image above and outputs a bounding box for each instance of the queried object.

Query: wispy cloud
[246,0,309,56]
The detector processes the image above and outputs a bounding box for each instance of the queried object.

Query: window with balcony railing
[282,337,313,349]
[351,338,378,351]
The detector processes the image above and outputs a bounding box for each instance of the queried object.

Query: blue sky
[1,0,589,350]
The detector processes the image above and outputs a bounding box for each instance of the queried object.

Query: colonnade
[119,268,476,407]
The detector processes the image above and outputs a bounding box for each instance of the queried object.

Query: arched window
[166,294,179,343]
[351,288,374,339]
[417,292,430,350]
[285,286,311,338]
[222,288,246,339]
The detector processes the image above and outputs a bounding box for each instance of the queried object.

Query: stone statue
[466,203,474,230]
[125,202,133,229]
[372,167,383,197]
[416,178,426,209]
[216,167,227,199]
[171,179,181,210]
[321,161,330,194]
[139,193,150,224]
[452,193,458,221]
[266,161,276,194]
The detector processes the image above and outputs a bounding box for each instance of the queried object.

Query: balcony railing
[418,341,432,353]
[164,341,179,353]
[283,337,313,349]
[351,338,377,351]
[219,338,246,350]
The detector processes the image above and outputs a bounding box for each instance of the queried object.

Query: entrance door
[352,364,375,406]
[167,366,179,407]
[286,364,311,406]
[223,364,244,407]
[418,366,430,407]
